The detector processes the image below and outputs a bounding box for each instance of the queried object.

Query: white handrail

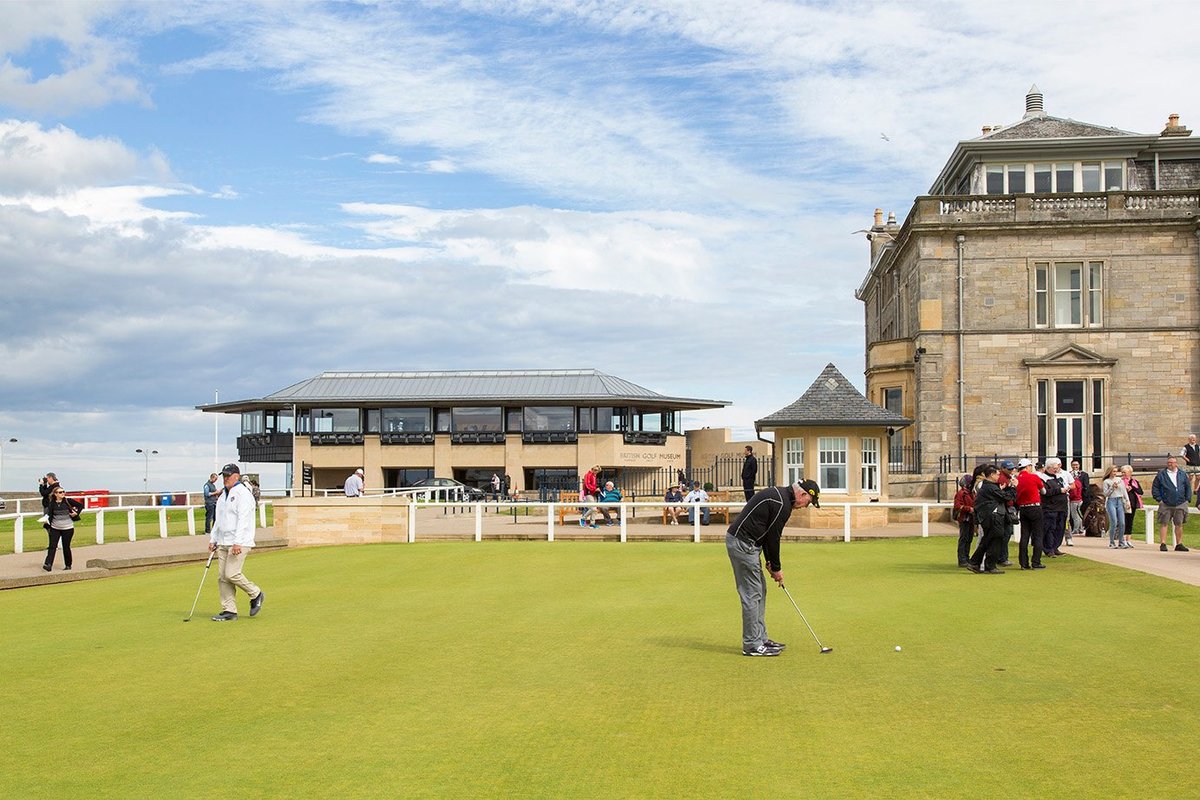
[1,501,274,554]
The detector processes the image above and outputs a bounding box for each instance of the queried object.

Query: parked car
[0,497,5,511]
[409,478,486,501]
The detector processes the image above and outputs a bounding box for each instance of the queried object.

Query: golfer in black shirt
[727,480,820,656]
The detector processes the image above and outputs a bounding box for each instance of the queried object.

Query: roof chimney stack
[1162,113,1192,137]
[1024,84,1044,118]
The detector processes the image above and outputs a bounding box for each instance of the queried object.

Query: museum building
[197,369,727,494]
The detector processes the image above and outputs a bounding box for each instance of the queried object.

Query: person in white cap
[209,463,263,621]
[1014,458,1046,569]
[344,468,365,497]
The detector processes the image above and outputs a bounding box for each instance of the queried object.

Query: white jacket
[210,482,257,547]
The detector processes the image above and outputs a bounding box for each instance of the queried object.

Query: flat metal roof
[198,369,729,413]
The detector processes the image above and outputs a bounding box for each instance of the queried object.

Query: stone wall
[273,496,410,547]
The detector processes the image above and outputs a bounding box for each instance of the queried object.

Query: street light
[0,437,16,494]
[135,448,159,492]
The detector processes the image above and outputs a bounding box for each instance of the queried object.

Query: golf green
[2,539,1196,798]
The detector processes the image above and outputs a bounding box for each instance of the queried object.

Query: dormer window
[984,160,1124,194]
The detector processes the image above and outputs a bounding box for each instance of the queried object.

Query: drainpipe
[756,427,777,482]
[956,234,967,471]
[1154,153,1160,189]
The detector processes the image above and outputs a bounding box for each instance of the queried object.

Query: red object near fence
[70,490,111,508]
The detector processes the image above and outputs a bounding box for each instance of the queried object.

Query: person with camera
[43,485,83,571]
[38,472,60,512]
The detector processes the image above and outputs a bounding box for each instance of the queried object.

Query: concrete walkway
[4,520,1199,589]
[1057,534,1200,587]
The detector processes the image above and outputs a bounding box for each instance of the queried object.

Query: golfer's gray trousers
[726,532,768,651]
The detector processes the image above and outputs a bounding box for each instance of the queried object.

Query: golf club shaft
[780,584,827,650]
[185,549,217,621]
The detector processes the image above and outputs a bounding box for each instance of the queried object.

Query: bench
[662,490,732,525]
[555,492,582,527]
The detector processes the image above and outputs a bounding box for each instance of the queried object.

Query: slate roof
[976,114,1140,141]
[756,364,912,429]
[198,369,728,412]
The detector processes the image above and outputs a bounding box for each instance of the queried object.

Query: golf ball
[894,645,902,651]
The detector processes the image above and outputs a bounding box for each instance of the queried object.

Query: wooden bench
[662,490,732,525]
[555,492,582,527]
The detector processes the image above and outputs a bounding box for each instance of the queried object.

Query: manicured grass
[0,507,274,555]
[2,539,1197,799]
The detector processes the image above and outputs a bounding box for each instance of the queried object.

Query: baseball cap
[1017,458,1033,468]
[793,479,821,508]
[1000,459,1016,470]
[220,463,242,476]
[355,468,364,475]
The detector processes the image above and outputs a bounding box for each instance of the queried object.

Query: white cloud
[365,153,402,164]
[0,0,144,113]
[0,119,171,192]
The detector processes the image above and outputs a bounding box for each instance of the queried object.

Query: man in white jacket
[209,463,264,622]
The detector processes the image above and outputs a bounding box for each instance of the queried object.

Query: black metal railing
[888,442,922,475]
[938,452,1180,475]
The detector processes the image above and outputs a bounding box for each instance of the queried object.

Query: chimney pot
[982,126,992,135]
[873,208,883,227]
[886,211,897,225]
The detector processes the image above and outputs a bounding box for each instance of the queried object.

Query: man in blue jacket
[1151,455,1191,552]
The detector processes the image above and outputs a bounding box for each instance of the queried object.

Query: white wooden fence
[1,501,272,555]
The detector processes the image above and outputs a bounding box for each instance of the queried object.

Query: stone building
[756,363,910,527]
[856,86,1200,474]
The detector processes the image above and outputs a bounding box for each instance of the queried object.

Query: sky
[1,0,1198,494]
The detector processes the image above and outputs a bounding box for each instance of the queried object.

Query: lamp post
[135,448,158,492]
[0,437,16,494]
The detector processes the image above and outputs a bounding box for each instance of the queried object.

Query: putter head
[819,646,833,653]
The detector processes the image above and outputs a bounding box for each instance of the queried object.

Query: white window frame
[861,438,880,494]
[1032,260,1103,329]
[783,437,804,484]
[984,160,1124,194]
[817,436,848,494]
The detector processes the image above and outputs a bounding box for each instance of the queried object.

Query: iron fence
[938,452,1181,475]
[888,442,923,475]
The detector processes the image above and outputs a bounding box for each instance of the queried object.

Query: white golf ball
[894,645,902,651]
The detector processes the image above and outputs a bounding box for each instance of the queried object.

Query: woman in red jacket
[953,474,976,567]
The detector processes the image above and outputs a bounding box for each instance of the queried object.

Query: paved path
[4,520,1199,589]
[1056,534,1200,587]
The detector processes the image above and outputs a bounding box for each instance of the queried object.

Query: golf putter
[780,583,833,653]
[183,548,217,622]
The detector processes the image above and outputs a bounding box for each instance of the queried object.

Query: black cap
[797,479,821,508]
[221,463,242,476]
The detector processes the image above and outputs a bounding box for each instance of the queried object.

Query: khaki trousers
[216,546,261,614]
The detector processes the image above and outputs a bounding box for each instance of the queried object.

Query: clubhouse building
[198,369,727,495]
[857,86,1200,472]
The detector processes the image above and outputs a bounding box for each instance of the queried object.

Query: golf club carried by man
[209,463,264,622]
[726,479,820,656]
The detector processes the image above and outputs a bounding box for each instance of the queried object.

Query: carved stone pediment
[1022,344,1117,368]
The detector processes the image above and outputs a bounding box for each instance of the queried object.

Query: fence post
[407,501,416,543]
[1145,507,1154,545]
[921,504,930,537]
[14,515,22,554]
[619,503,627,543]
[548,503,555,542]
[128,508,137,541]
[187,507,196,536]
[474,503,482,542]
[843,505,851,542]
[693,509,701,543]
[96,509,105,544]
[159,507,168,538]
[259,501,267,528]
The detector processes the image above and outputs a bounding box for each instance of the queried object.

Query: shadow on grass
[649,636,736,656]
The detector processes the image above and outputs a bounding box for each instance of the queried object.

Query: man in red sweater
[1015,458,1046,570]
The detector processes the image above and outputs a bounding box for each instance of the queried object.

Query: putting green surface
[2,539,1196,799]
